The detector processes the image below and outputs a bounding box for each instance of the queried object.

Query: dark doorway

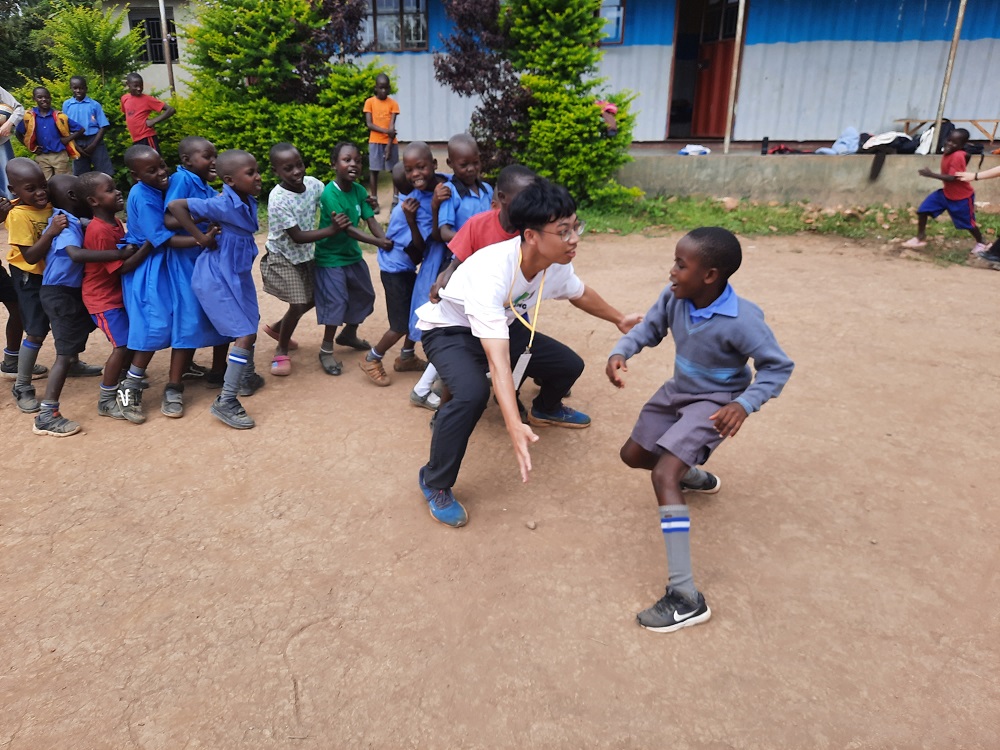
[669,0,744,140]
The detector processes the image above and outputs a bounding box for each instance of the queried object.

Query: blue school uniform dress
[122,181,174,352]
[164,167,230,348]
[187,185,260,338]
[401,184,449,342]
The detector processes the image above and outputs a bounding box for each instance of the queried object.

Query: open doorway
[669,0,744,140]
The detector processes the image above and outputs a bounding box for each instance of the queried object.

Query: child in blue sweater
[607,227,793,634]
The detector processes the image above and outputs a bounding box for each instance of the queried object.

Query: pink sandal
[263,323,299,350]
[270,354,292,376]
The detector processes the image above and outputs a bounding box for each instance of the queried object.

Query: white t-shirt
[416,237,585,339]
[0,86,25,146]
[265,176,324,264]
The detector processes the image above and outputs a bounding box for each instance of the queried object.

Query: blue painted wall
[620,0,674,46]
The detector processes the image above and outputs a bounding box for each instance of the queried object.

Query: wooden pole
[932,0,967,153]
[158,0,176,95]
[723,0,747,155]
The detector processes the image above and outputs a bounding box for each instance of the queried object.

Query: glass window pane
[378,14,401,49]
[402,12,427,49]
[376,0,399,11]
[601,7,623,43]
[360,15,374,47]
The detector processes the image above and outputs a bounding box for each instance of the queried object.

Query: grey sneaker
[97,397,127,420]
[210,396,255,429]
[1,361,48,380]
[238,371,265,397]
[680,470,721,494]
[67,359,103,377]
[12,383,40,413]
[116,385,146,424]
[33,409,81,437]
[410,389,441,411]
[161,386,185,418]
[637,588,711,633]
[319,349,343,376]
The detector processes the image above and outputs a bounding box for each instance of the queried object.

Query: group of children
[1,69,799,635]
[9,72,174,182]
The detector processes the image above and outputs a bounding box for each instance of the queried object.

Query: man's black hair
[686,226,742,279]
[496,164,536,194]
[508,178,576,232]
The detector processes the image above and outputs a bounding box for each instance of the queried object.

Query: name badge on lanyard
[508,250,545,390]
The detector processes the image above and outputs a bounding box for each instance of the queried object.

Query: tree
[0,0,90,88]
[433,0,529,175]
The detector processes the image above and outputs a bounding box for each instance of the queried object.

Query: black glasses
[539,221,586,243]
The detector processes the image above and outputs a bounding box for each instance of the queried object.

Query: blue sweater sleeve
[731,304,794,414]
[609,286,673,359]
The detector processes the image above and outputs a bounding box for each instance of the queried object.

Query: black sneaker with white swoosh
[637,587,712,632]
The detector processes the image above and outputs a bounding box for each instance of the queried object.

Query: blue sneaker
[418,466,468,527]
[528,404,591,429]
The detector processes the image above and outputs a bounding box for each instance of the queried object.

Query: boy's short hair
[77,171,111,202]
[47,174,77,212]
[70,75,86,86]
[391,162,413,195]
[496,165,536,194]
[951,128,970,144]
[178,135,213,157]
[5,156,44,184]
[686,227,742,279]
[126,73,143,83]
[447,133,477,153]
[508,179,575,232]
[269,142,298,163]
[124,144,158,169]
[216,149,255,180]
[33,86,49,96]
[375,73,390,85]
[402,141,433,161]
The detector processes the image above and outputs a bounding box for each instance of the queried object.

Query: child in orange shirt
[363,73,400,212]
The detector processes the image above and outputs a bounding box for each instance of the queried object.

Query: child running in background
[902,128,987,255]
[25,174,123,436]
[117,145,215,423]
[77,171,153,423]
[363,73,400,212]
[607,227,794,633]
[120,73,175,151]
[260,142,347,377]
[314,141,393,379]
[168,149,263,430]
[163,136,232,394]
[362,142,443,391]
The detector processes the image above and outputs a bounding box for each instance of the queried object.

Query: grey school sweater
[610,287,794,414]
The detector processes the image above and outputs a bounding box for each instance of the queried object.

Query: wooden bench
[894,118,1000,144]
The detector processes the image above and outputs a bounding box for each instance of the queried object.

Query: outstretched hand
[509,423,540,482]
[617,313,643,333]
[606,354,628,388]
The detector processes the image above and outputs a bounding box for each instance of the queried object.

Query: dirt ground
[1,231,998,749]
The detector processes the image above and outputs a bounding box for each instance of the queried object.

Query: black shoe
[67,359,103,377]
[205,372,224,389]
[979,250,1000,264]
[680,470,721,494]
[637,588,711,633]
[182,361,209,380]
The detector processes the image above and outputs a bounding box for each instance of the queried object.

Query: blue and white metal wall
[734,0,1000,141]
[361,0,675,143]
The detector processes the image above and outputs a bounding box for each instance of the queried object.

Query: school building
[124,0,1000,144]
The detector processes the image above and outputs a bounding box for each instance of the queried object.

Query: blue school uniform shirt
[61,97,109,136]
[379,189,436,273]
[436,177,494,232]
[40,208,84,287]
[15,108,84,153]
[123,181,173,248]
[688,283,738,324]
[187,184,260,338]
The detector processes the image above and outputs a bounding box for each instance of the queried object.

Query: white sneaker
[972,242,990,257]
[410,389,441,411]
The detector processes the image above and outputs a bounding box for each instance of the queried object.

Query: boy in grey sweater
[607,227,793,633]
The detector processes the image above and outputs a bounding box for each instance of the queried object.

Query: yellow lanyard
[507,249,546,351]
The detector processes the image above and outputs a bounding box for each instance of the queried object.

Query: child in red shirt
[78,171,152,422]
[120,73,175,152]
[903,128,987,254]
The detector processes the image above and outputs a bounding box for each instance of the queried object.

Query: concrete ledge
[618,153,1000,208]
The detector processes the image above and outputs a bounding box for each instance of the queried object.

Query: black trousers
[421,324,584,490]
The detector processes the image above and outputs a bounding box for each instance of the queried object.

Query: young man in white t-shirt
[413,179,642,527]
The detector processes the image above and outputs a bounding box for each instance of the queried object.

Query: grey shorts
[368,142,399,172]
[314,262,376,327]
[630,381,737,467]
[260,250,314,305]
